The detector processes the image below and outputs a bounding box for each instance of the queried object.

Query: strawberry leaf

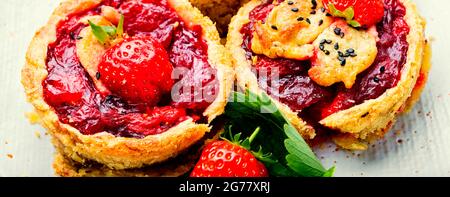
[89,14,125,45]
[327,3,361,28]
[88,20,109,45]
[117,14,124,37]
[343,7,354,21]
[348,20,361,28]
[102,26,117,37]
[224,90,335,177]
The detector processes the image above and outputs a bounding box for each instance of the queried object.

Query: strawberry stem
[248,127,260,145]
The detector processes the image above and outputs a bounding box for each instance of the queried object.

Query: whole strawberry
[323,0,385,27]
[191,140,269,177]
[98,36,174,106]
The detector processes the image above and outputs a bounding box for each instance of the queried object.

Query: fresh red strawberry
[98,36,174,106]
[323,0,385,27]
[190,140,269,177]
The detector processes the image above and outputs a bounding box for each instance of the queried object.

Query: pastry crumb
[35,131,41,139]
[7,154,14,159]
[25,111,41,124]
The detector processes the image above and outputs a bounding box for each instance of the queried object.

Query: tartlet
[227,0,428,150]
[22,0,234,176]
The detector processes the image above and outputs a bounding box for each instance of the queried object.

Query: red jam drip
[241,0,410,122]
[43,0,218,138]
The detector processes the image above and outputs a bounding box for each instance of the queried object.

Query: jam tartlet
[22,0,233,176]
[227,0,427,150]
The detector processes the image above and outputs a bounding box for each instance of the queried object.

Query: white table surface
[0,0,449,177]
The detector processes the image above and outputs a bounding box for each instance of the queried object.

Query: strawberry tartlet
[22,0,234,176]
[227,0,428,150]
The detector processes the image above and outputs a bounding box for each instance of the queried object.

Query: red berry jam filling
[43,0,218,138]
[241,0,410,127]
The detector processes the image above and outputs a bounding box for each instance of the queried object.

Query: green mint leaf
[224,91,334,177]
[89,20,109,45]
[283,124,328,177]
[323,166,336,177]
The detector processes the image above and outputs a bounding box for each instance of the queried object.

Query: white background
[0,0,449,177]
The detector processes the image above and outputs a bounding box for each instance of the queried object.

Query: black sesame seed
[297,17,304,21]
[76,36,83,40]
[325,39,332,44]
[374,77,380,82]
[321,7,326,13]
[340,59,346,66]
[288,1,294,5]
[338,56,345,62]
[306,18,311,24]
[320,39,326,44]
[326,13,332,17]
[346,48,355,53]
[350,53,357,57]
[319,44,325,51]
[361,112,369,118]
[96,72,101,80]
[338,51,344,57]
[310,10,316,15]
[334,28,341,36]
[291,8,299,12]
[271,25,278,30]
[69,32,76,40]
[344,52,351,57]
[380,66,386,73]
[340,32,345,38]
[311,0,317,9]
[318,19,323,26]
[334,43,339,50]
[324,50,330,55]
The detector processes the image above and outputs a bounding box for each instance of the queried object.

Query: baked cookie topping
[310,20,378,88]
[251,0,333,60]
[228,0,426,149]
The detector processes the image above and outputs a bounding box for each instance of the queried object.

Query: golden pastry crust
[53,153,194,177]
[22,0,234,171]
[52,140,203,177]
[227,0,427,148]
